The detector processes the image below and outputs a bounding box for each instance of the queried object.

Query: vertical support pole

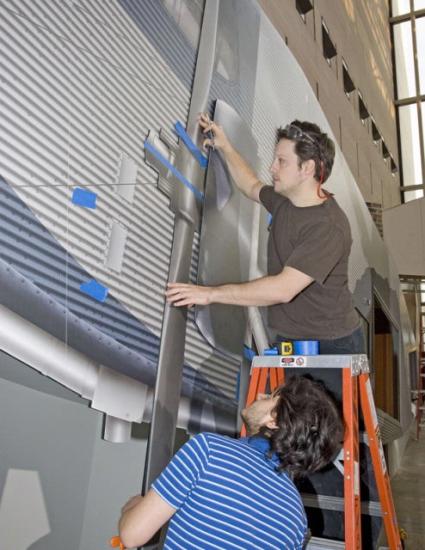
[143,0,220,495]
[359,373,402,549]
[343,368,361,549]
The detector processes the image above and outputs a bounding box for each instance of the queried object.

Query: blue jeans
[276,325,366,399]
[316,325,365,354]
[277,325,365,355]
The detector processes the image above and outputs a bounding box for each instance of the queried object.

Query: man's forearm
[221,143,263,202]
[166,267,314,308]
[210,275,290,306]
[119,490,175,549]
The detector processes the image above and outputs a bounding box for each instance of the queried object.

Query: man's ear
[301,158,315,178]
[265,418,278,430]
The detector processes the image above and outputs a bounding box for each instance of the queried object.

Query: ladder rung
[305,537,345,549]
[301,493,382,516]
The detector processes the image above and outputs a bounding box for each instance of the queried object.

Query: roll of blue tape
[293,340,319,355]
[264,347,279,356]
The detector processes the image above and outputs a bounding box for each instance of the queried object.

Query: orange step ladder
[242,353,402,550]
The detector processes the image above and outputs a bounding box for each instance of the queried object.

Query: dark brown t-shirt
[260,186,359,339]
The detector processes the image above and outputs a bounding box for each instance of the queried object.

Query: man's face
[241,392,279,436]
[269,138,304,197]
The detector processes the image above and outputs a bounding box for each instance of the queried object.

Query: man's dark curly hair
[259,375,344,479]
[277,120,335,183]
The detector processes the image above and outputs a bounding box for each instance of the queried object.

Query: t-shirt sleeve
[259,185,280,214]
[285,222,345,284]
[150,433,210,509]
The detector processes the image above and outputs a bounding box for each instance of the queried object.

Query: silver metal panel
[195,100,259,357]
[184,231,241,400]
[0,1,182,352]
[115,153,138,204]
[105,220,128,273]
[1,0,241,414]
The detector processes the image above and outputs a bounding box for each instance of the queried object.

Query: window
[342,60,355,96]
[417,17,425,94]
[404,190,424,201]
[382,142,390,161]
[358,92,370,123]
[422,101,425,159]
[391,0,411,16]
[296,0,313,17]
[371,117,382,144]
[321,20,337,63]
[393,21,416,99]
[390,156,398,175]
[399,104,422,186]
[391,6,425,202]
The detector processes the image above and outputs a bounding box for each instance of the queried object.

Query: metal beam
[143,0,220,494]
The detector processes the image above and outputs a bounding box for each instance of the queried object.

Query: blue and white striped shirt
[151,433,307,549]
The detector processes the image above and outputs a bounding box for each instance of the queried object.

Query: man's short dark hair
[277,121,335,183]
[260,376,344,479]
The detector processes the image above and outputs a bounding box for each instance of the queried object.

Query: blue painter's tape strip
[80,279,109,302]
[243,345,256,362]
[72,187,97,209]
[263,347,278,356]
[174,121,208,168]
[144,140,204,202]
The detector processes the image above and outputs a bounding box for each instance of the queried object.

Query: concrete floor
[391,431,425,550]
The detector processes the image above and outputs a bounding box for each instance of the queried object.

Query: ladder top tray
[251,354,369,375]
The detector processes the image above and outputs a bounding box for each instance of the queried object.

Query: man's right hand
[197,112,264,203]
[198,113,232,154]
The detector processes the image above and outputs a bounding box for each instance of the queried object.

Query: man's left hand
[166,282,213,307]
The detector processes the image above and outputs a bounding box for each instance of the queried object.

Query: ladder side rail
[358,373,402,550]
[269,368,279,390]
[270,367,285,389]
[342,368,362,549]
[417,281,424,439]
[417,323,425,438]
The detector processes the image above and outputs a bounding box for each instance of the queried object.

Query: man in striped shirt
[118,376,343,549]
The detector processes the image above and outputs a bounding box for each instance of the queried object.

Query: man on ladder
[166,115,364,356]
[166,114,367,541]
